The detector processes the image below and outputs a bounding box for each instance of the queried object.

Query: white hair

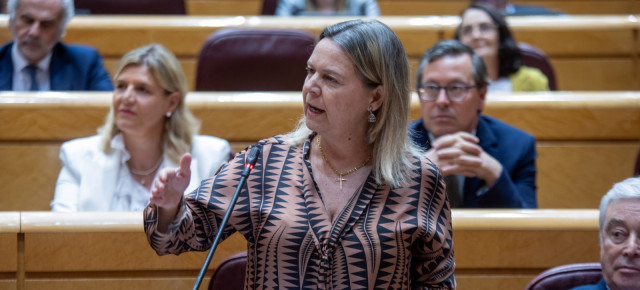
[7,0,75,29]
[598,177,640,244]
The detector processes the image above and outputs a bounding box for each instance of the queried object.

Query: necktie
[443,175,461,208]
[26,65,39,91]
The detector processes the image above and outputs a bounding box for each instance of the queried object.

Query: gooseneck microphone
[192,145,261,290]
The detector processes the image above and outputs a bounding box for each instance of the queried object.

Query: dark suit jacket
[0,42,113,91]
[409,115,537,208]
[570,278,608,290]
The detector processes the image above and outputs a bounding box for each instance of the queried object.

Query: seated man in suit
[471,0,562,15]
[409,40,537,208]
[0,0,112,91]
[571,177,640,290]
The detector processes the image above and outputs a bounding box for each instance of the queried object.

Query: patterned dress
[144,135,456,289]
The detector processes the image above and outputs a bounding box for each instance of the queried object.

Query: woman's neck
[314,132,373,171]
[482,55,500,81]
[123,132,164,170]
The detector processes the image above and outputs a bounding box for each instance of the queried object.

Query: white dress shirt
[11,43,52,91]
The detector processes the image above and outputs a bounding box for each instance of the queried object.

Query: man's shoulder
[0,42,13,60]
[53,42,102,59]
[479,115,534,140]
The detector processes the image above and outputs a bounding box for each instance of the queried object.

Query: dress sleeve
[144,149,251,256]
[412,158,456,289]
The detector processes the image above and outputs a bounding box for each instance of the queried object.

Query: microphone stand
[192,146,261,290]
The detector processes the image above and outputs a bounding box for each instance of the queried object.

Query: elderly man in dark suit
[0,0,112,91]
[410,40,537,208]
[571,177,640,290]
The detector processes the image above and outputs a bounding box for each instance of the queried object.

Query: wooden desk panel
[11,210,599,290]
[552,58,637,91]
[0,213,20,272]
[1,15,636,91]
[0,144,60,211]
[378,1,467,17]
[537,142,639,208]
[187,0,261,16]
[2,91,638,141]
[0,213,19,290]
[0,92,638,211]
[454,209,599,288]
[21,212,246,290]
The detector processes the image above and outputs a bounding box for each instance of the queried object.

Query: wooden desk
[0,212,20,290]
[0,15,637,91]
[453,209,599,289]
[1,210,600,289]
[0,91,638,211]
[18,212,244,290]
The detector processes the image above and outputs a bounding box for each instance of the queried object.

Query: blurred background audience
[455,3,549,92]
[410,39,537,208]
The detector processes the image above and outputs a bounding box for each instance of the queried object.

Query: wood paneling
[1,91,638,211]
[1,210,598,290]
[537,143,638,208]
[1,15,636,91]
[0,213,19,290]
[187,0,262,16]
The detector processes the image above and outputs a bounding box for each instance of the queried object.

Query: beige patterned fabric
[145,135,455,289]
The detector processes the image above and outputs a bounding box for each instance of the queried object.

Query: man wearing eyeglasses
[409,40,537,208]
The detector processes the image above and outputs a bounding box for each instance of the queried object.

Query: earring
[166,111,172,118]
[368,106,376,123]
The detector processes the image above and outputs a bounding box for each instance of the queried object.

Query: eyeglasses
[418,84,477,102]
[460,23,497,37]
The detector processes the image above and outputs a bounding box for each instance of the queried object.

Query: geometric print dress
[144,135,456,289]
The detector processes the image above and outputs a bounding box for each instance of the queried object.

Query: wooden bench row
[0,14,638,91]
[0,91,638,211]
[184,0,640,16]
[0,209,601,290]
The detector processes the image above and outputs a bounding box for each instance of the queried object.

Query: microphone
[192,145,261,290]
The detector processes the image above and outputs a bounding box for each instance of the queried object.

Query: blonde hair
[290,19,419,188]
[98,44,200,164]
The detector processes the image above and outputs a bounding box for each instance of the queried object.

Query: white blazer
[51,135,232,212]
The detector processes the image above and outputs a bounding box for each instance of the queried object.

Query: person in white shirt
[51,44,232,212]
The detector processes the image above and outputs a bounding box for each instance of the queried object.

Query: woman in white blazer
[51,44,232,212]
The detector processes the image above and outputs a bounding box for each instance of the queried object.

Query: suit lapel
[0,43,14,90]
[49,43,71,91]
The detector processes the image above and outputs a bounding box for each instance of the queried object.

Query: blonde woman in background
[51,44,232,212]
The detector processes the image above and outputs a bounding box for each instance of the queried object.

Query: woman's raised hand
[150,153,192,209]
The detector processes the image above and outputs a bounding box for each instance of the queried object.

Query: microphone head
[246,145,261,166]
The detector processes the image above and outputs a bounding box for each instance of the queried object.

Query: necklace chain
[317,136,371,189]
[129,157,163,176]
